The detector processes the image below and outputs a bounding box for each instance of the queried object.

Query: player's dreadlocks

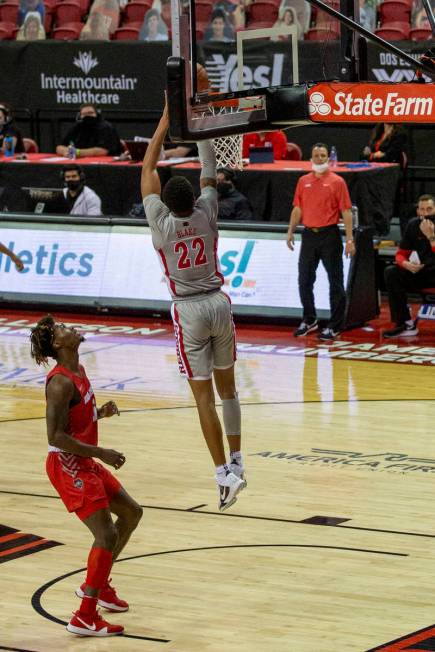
[30,315,57,366]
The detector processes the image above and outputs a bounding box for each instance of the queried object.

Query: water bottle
[3,136,15,157]
[329,145,338,167]
[67,142,76,159]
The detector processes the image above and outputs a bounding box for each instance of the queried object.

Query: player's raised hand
[14,257,24,272]
[99,448,126,470]
[98,400,120,418]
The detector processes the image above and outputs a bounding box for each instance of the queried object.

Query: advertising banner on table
[0,225,350,312]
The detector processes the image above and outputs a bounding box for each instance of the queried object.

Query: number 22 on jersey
[175,237,208,270]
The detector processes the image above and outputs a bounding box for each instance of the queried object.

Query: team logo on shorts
[74,478,84,489]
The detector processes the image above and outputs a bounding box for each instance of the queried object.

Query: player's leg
[211,293,244,481]
[68,507,124,636]
[213,365,244,481]
[320,228,346,336]
[188,377,227,466]
[296,230,320,335]
[77,465,142,612]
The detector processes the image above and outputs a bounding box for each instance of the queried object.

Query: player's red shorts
[46,452,121,521]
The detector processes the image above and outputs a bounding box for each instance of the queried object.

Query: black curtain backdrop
[0,39,433,162]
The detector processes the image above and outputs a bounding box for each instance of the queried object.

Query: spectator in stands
[80,12,111,39]
[359,0,376,31]
[16,11,45,40]
[362,123,407,164]
[287,142,355,341]
[204,8,235,41]
[0,103,25,154]
[17,0,45,26]
[163,142,197,159]
[215,0,247,30]
[56,103,122,158]
[139,8,168,41]
[243,130,288,161]
[81,0,120,39]
[272,6,303,40]
[217,168,254,221]
[383,193,435,338]
[63,164,102,215]
[279,0,310,34]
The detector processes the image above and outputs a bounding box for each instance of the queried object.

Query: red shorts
[46,452,121,521]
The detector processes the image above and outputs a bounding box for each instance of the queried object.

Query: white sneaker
[229,460,247,485]
[216,472,247,512]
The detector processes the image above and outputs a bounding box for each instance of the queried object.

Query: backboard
[167,0,435,141]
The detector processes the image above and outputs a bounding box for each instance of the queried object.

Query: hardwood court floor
[0,308,434,652]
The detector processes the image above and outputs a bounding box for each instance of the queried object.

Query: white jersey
[143,186,224,299]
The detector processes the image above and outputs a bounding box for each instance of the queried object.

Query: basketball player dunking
[30,316,143,637]
[141,100,246,511]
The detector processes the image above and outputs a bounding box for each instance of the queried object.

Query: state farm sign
[308,82,435,123]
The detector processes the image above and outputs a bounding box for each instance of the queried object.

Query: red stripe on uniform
[158,249,177,296]
[214,238,224,285]
[173,305,193,378]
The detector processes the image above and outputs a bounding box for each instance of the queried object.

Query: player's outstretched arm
[141,101,169,199]
[197,140,217,190]
[46,375,125,468]
[0,242,24,271]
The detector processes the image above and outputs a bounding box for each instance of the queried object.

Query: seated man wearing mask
[47,164,102,216]
[217,167,253,221]
[56,103,122,158]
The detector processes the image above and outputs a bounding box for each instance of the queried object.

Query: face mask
[81,115,98,126]
[311,161,329,174]
[66,180,82,191]
[217,182,232,197]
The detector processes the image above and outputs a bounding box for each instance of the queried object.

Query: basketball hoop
[206,98,244,170]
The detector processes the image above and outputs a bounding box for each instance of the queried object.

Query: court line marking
[0,488,429,542]
[0,397,434,425]
[0,647,40,652]
[31,543,407,644]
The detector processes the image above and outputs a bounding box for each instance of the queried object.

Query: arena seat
[55,1,82,25]
[0,20,16,38]
[409,27,432,40]
[284,142,302,161]
[23,137,39,153]
[248,1,278,24]
[52,24,82,39]
[379,0,410,24]
[305,25,340,40]
[123,1,151,24]
[195,0,212,23]
[0,3,18,23]
[112,25,140,39]
[375,25,409,40]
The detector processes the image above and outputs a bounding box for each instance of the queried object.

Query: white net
[207,103,244,170]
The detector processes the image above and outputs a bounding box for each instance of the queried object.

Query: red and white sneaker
[76,579,129,612]
[66,610,124,637]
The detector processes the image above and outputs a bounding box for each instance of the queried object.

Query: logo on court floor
[0,524,62,564]
[251,449,435,475]
[368,624,435,650]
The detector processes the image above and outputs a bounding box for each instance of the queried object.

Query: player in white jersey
[141,101,246,511]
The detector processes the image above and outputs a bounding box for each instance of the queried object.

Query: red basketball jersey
[46,364,98,446]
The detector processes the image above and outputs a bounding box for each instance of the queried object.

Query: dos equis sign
[308,82,435,123]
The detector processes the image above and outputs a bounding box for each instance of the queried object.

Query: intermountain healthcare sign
[308,83,435,123]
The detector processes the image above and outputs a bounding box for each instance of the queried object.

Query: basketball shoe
[229,459,247,485]
[216,471,247,512]
[76,579,129,612]
[66,610,124,637]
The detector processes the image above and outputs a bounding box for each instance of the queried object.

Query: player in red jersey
[30,315,143,637]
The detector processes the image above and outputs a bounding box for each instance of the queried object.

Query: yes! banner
[308,82,435,123]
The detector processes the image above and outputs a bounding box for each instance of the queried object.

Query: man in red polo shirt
[242,130,288,160]
[286,142,356,340]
